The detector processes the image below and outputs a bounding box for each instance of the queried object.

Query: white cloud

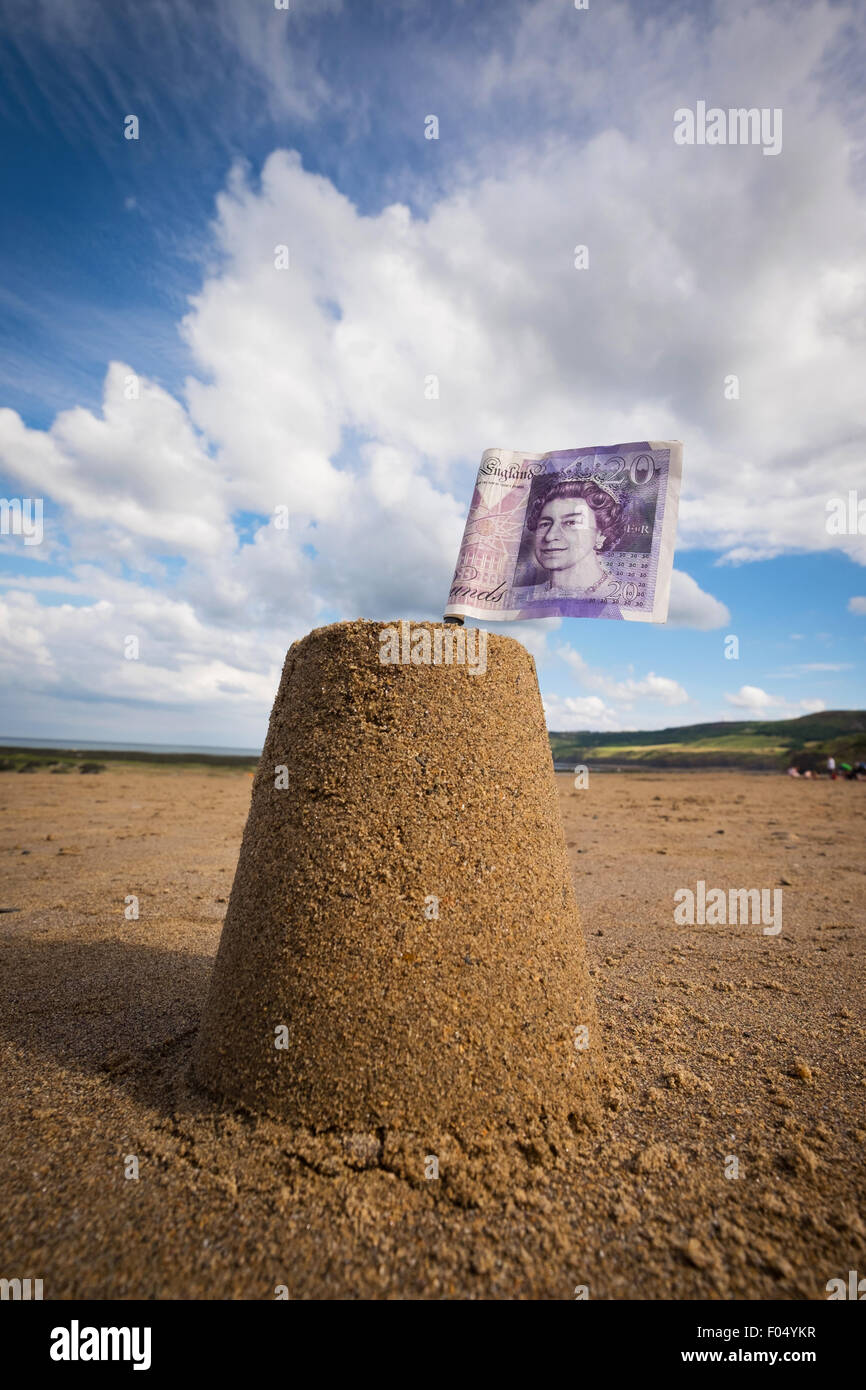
[0,364,232,560]
[725,685,777,711]
[666,570,730,629]
[724,685,826,717]
[848,596,866,614]
[483,616,562,664]
[0,580,290,746]
[556,643,688,707]
[541,692,624,732]
[622,672,689,706]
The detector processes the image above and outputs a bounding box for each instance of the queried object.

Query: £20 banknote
[444,440,683,623]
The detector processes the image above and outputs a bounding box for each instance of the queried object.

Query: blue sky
[0,0,864,746]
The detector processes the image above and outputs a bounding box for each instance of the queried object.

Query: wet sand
[0,765,863,1299]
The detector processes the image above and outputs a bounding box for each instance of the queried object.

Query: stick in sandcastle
[192,619,602,1151]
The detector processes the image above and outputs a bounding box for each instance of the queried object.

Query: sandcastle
[192,620,601,1155]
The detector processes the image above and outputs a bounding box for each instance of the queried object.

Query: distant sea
[0,737,262,757]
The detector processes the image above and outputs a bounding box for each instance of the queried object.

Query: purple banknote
[444,440,683,623]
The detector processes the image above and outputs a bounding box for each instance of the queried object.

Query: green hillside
[0,746,258,774]
[549,710,866,771]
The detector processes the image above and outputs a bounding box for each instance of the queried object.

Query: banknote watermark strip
[445,440,683,623]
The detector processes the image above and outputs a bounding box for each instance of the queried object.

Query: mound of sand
[192,620,602,1167]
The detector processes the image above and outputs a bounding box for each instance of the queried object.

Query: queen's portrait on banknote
[511,477,626,602]
[444,440,683,624]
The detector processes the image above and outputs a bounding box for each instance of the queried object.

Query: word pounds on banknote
[444,440,683,624]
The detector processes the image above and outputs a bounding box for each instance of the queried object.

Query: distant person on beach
[827,755,837,780]
[512,479,626,602]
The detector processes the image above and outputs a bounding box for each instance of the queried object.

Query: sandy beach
[1,764,863,1300]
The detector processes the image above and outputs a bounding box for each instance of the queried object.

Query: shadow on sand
[0,934,223,1118]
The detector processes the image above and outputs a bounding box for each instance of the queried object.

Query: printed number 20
[606,580,638,602]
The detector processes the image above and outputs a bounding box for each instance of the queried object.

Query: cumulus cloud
[483,616,562,664]
[724,685,826,717]
[848,596,866,614]
[0,364,232,561]
[557,643,689,707]
[0,578,291,746]
[667,570,730,629]
[541,692,624,733]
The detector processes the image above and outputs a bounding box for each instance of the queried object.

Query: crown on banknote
[552,464,627,507]
[588,475,627,506]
